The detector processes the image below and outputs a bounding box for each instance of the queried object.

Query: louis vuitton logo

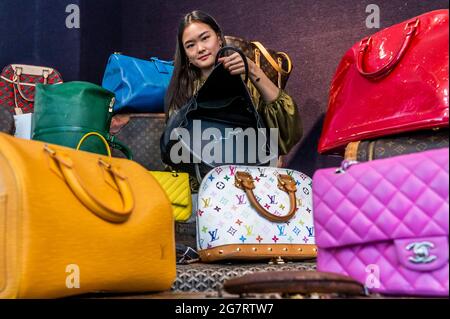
[277,225,287,237]
[202,198,212,208]
[236,195,247,205]
[258,168,267,177]
[286,170,294,177]
[229,166,236,176]
[208,229,220,242]
[267,195,277,205]
[306,226,314,237]
[244,225,253,236]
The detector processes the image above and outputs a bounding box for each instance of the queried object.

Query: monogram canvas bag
[197,165,317,262]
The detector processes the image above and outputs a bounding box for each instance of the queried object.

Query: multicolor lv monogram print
[196,165,315,251]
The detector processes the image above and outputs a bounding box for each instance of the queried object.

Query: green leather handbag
[32,81,132,158]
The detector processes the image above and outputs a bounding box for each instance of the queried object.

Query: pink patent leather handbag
[313,148,449,296]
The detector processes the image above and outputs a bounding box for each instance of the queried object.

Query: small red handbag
[319,9,449,154]
[0,64,63,115]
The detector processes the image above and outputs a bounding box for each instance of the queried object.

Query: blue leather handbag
[102,53,174,113]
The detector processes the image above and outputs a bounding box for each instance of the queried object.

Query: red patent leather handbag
[319,9,449,154]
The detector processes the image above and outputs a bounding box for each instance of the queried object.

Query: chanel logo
[406,241,437,264]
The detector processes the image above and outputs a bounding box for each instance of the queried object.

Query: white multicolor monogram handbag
[196,165,317,262]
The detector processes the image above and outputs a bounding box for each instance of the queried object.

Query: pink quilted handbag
[313,148,449,296]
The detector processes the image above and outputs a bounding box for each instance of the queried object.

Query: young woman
[165,10,303,191]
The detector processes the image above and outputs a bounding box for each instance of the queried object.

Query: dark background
[1,0,448,175]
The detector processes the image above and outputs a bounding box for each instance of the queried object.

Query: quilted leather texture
[150,171,192,222]
[313,148,449,296]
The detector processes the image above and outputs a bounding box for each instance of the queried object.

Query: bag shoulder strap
[251,42,292,75]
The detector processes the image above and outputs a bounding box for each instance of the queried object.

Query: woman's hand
[217,52,252,76]
[218,52,280,104]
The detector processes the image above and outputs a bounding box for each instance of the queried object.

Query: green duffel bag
[32,81,132,159]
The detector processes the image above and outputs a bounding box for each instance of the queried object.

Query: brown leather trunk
[345,128,449,162]
[111,113,166,170]
[223,270,367,297]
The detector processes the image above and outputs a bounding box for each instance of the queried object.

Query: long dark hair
[165,10,225,117]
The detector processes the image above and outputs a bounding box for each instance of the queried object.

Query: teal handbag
[32,81,132,158]
[102,53,174,113]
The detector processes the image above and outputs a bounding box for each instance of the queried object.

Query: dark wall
[0,0,81,80]
[1,1,448,175]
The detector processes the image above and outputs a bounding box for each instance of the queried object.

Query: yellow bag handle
[251,41,293,75]
[76,132,112,158]
[44,144,134,223]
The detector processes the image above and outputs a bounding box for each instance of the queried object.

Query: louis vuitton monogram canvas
[197,165,315,251]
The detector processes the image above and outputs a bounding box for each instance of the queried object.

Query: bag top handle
[215,46,249,83]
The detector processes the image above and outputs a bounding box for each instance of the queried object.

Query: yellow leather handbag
[0,132,176,298]
[150,171,192,222]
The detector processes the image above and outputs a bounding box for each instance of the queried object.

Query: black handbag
[160,47,276,181]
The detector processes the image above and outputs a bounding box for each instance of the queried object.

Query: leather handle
[13,67,49,102]
[357,18,419,80]
[76,131,133,160]
[215,46,249,83]
[251,41,292,75]
[76,132,112,157]
[235,171,297,223]
[44,145,134,223]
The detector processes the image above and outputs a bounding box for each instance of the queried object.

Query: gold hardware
[109,97,115,113]
[236,247,241,252]
[218,250,223,254]
[298,248,303,252]
[283,248,288,252]
[268,247,273,252]
[252,247,257,252]
[269,256,285,265]
[254,48,261,68]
